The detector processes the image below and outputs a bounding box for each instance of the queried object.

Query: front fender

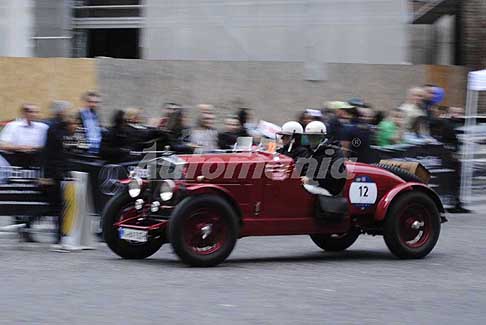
[375,182,445,222]
[183,184,243,221]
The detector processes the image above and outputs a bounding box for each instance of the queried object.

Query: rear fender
[375,182,445,222]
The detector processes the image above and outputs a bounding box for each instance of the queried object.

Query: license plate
[119,227,148,243]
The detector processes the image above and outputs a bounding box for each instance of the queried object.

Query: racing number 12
[359,185,369,197]
[349,180,377,205]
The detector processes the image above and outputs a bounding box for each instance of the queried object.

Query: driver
[301,121,347,196]
[276,121,308,160]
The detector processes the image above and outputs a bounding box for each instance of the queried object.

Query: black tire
[372,163,424,183]
[310,228,360,252]
[102,192,165,259]
[169,195,239,267]
[384,191,440,259]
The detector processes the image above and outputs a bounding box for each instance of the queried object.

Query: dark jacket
[306,140,347,196]
[277,143,309,161]
[100,126,131,163]
[218,132,238,150]
[42,119,72,180]
[342,119,373,163]
[429,118,459,152]
[100,124,167,163]
[123,124,166,152]
[327,117,343,141]
[167,128,193,154]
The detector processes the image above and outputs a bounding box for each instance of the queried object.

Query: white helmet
[278,121,304,136]
[305,121,327,135]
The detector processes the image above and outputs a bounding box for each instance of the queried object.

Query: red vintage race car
[102,150,446,267]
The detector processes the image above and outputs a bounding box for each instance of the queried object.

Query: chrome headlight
[128,177,142,198]
[160,180,176,201]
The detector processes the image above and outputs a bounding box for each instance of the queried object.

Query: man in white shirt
[0,104,48,167]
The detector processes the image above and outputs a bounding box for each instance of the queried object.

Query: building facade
[2,0,410,65]
[410,0,486,68]
[0,0,33,57]
[143,0,408,65]
[1,0,483,69]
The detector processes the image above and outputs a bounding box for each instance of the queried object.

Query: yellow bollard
[62,181,77,235]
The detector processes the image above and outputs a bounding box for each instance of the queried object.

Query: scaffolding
[461,69,486,205]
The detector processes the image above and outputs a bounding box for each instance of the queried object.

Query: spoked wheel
[169,195,239,267]
[183,208,228,255]
[398,206,432,248]
[102,192,165,259]
[310,228,360,252]
[384,192,441,259]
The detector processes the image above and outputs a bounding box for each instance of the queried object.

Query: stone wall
[96,58,467,126]
[0,57,468,124]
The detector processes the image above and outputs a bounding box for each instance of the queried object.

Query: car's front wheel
[310,228,360,252]
[102,192,165,259]
[169,195,239,267]
[383,192,441,259]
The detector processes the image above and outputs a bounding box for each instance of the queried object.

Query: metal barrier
[458,127,486,200]
[0,170,96,248]
[0,167,48,217]
[0,166,42,181]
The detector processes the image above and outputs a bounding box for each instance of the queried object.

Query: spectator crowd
[0,84,469,243]
[0,86,463,168]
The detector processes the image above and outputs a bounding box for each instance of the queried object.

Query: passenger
[276,121,308,160]
[301,121,347,197]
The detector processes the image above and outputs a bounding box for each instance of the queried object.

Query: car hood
[176,151,292,181]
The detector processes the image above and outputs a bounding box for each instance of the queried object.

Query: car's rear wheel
[102,192,165,259]
[310,228,360,252]
[169,195,239,267]
[384,192,440,259]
